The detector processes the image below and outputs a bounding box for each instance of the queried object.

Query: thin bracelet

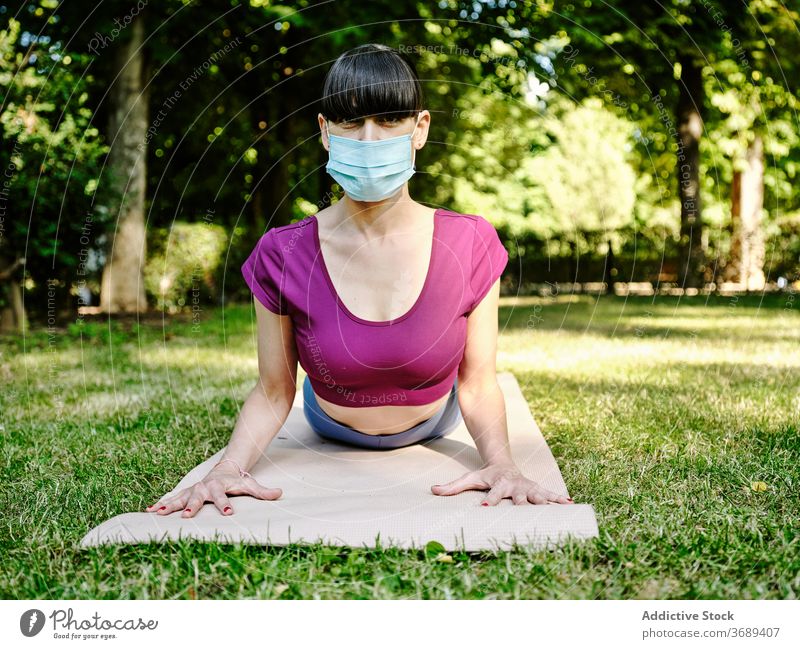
[213,458,252,478]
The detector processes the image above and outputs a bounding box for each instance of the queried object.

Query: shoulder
[437,208,494,227]
[255,215,315,251]
[437,208,478,229]
[437,208,500,242]
[270,215,315,239]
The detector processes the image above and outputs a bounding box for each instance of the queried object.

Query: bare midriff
[313,390,452,435]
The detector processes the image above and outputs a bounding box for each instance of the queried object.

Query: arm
[211,298,299,476]
[431,279,573,506]
[455,277,514,468]
[147,299,298,517]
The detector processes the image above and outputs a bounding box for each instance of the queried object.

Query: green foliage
[0,17,113,312]
[424,540,446,559]
[8,0,800,304]
[527,0,800,278]
[446,87,636,249]
[766,211,800,280]
[145,221,228,313]
[447,86,551,235]
[522,97,637,240]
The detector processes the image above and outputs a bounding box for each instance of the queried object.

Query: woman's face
[318,111,430,149]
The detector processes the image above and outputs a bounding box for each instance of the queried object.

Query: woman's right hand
[145,466,283,518]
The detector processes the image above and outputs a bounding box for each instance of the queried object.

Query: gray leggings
[302,375,463,450]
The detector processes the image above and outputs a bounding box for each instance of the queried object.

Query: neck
[335,188,426,237]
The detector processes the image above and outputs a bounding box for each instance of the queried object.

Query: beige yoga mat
[81,372,598,552]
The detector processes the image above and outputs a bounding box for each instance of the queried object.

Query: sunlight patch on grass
[1,296,798,599]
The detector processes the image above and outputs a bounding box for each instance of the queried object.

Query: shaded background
[1,0,799,328]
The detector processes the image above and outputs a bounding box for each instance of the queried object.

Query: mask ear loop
[411,111,422,170]
[412,111,423,138]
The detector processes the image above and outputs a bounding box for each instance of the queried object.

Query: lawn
[1,293,798,599]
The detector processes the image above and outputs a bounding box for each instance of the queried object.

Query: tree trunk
[0,256,28,333]
[603,238,617,295]
[0,257,27,334]
[99,13,149,314]
[675,55,705,289]
[0,281,27,334]
[729,134,766,291]
[568,238,579,285]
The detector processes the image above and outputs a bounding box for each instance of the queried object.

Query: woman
[146,44,573,518]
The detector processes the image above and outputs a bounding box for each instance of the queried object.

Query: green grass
[1,293,798,598]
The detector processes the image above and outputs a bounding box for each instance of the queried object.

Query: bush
[145,221,227,313]
[766,212,800,282]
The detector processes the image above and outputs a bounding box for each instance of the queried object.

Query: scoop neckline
[312,208,442,327]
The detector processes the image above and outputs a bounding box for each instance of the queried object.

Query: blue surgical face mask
[324,113,421,202]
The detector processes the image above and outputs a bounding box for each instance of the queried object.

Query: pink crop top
[241,208,509,407]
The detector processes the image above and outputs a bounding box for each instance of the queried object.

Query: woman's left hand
[431,462,574,506]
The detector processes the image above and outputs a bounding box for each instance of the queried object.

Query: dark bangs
[321,44,423,123]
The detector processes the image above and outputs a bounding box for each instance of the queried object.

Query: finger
[244,477,282,501]
[147,492,182,513]
[511,492,529,506]
[537,486,572,504]
[182,489,208,518]
[431,471,488,496]
[207,481,234,515]
[145,500,164,513]
[481,485,506,506]
[526,487,549,505]
[157,490,190,515]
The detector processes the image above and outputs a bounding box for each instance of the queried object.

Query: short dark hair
[321,44,424,123]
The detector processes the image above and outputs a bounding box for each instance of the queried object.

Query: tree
[526,99,637,293]
[0,16,112,330]
[98,9,149,313]
[532,0,800,289]
[706,0,800,290]
[10,0,155,315]
[730,132,765,290]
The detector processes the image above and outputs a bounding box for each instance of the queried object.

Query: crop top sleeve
[468,216,509,314]
[241,229,288,315]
